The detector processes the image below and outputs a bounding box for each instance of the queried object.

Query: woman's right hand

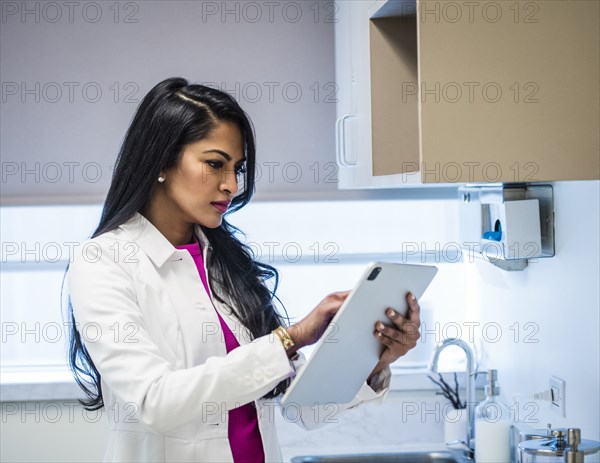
[286,290,351,355]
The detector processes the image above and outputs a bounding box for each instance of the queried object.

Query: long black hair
[66,77,290,410]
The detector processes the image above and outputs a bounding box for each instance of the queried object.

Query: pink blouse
[176,240,265,463]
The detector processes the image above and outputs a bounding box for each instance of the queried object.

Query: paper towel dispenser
[459,185,554,271]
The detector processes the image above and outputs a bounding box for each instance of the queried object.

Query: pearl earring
[158,176,165,183]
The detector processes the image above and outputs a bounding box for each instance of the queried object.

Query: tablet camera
[367,266,382,281]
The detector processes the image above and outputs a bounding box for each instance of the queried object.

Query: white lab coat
[68,212,391,463]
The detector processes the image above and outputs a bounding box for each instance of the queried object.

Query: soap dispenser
[475,369,512,463]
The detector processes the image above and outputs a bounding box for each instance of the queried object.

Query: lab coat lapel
[119,213,227,364]
[119,213,253,353]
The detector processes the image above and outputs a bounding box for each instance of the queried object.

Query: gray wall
[1,0,339,203]
[1,400,108,462]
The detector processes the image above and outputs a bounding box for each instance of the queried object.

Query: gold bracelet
[273,326,295,351]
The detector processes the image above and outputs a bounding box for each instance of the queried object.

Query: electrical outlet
[550,376,566,417]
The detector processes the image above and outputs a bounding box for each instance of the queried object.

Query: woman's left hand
[368,292,421,381]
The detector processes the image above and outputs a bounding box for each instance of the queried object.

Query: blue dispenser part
[483,220,503,242]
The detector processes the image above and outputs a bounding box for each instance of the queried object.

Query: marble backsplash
[275,390,448,462]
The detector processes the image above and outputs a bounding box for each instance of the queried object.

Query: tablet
[280,261,438,407]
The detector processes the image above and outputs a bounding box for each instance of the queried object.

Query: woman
[67,77,422,463]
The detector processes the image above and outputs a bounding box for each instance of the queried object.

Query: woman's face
[157,120,246,229]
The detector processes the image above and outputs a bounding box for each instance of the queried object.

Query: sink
[290,451,465,463]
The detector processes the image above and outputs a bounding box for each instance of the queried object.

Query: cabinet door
[335,0,422,189]
[334,0,358,189]
[417,0,600,183]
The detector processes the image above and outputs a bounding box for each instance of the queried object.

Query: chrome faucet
[429,338,477,453]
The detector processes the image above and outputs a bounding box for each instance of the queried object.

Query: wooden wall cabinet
[334,0,600,188]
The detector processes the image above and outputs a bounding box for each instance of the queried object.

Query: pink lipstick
[211,201,230,213]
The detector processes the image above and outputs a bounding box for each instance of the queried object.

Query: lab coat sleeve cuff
[250,333,297,382]
[352,365,392,406]
[289,350,306,375]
